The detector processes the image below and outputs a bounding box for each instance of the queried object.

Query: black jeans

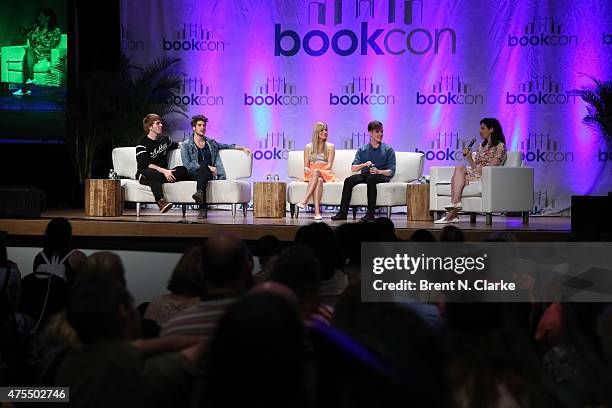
[139,166,188,201]
[188,165,214,196]
[338,173,389,214]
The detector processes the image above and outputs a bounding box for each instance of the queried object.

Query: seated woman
[436,118,507,224]
[297,122,335,221]
[13,9,61,96]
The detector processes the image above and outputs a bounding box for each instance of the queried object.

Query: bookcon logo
[416,75,484,105]
[414,132,472,161]
[121,26,144,51]
[168,77,224,106]
[599,150,612,161]
[330,77,395,105]
[508,16,578,47]
[163,23,225,52]
[253,132,295,160]
[244,77,308,106]
[506,75,577,105]
[275,0,456,57]
[517,132,574,163]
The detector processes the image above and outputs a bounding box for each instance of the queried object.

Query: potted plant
[574,77,612,151]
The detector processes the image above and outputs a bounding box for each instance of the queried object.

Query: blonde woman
[297,122,335,220]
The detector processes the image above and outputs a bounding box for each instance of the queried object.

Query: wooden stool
[253,182,286,218]
[85,179,123,216]
[406,183,433,221]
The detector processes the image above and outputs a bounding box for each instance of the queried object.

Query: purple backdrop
[121,0,612,214]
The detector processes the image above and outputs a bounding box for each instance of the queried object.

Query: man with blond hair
[135,114,188,213]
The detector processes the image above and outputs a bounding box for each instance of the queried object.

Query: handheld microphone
[463,139,476,157]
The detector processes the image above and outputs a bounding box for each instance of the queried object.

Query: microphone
[463,139,476,157]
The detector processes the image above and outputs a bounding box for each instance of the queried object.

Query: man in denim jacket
[181,115,251,218]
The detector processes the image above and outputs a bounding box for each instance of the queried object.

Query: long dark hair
[37,8,59,31]
[43,218,72,257]
[480,118,506,147]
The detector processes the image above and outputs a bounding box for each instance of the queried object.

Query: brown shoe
[157,198,174,214]
[192,190,204,205]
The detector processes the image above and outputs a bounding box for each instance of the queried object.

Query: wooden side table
[253,182,286,218]
[406,183,433,221]
[85,179,123,217]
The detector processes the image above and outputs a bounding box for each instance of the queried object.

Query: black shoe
[138,174,149,186]
[198,208,208,219]
[331,212,348,221]
[359,212,375,223]
[192,190,204,205]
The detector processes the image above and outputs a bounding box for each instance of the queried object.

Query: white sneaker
[296,202,306,209]
[313,214,322,221]
[26,79,37,85]
[444,202,462,210]
[12,89,24,96]
[434,215,460,224]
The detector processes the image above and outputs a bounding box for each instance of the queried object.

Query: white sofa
[286,150,424,218]
[429,151,534,224]
[112,146,252,217]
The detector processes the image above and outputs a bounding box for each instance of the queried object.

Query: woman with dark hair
[144,245,205,326]
[436,118,507,224]
[20,218,85,327]
[13,8,61,96]
[32,218,86,285]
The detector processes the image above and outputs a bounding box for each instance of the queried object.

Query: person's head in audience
[0,231,7,267]
[373,217,398,241]
[67,276,139,344]
[167,244,206,298]
[269,245,321,316]
[439,225,465,242]
[77,251,126,286]
[333,282,449,407]
[198,292,305,408]
[255,235,281,270]
[43,217,74,256]
[410,229,436,242]
[202,233,251,295]
[447,328,567,407]
[295,222,341,281]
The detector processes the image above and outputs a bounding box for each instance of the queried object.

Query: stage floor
[0,208,571,243]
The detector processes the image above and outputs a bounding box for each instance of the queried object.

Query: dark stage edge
[0,208,572,252]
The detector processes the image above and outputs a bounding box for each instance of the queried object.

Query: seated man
[331,121,396,223]
[181,114,252,218]
[136,114,189,213]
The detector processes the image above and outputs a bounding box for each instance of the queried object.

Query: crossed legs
[299,169,325,217]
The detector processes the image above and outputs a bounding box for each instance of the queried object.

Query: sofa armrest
[429,166,455,185]
[1,45,26,61]
[481,166,534,212]
[51,47,67,65]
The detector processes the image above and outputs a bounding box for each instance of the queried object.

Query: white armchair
[1,34,67,86]
[429,151,534,224]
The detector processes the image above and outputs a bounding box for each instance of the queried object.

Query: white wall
[7,247,181,305]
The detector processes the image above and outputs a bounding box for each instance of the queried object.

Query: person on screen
[435,117,507,224]
[296,122,336,221]
[136,114,189,213]
[12,8,61,96]
[180,114,251,219]
[331,120,396,223]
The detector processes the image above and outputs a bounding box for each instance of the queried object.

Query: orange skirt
[304,163,335,182]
